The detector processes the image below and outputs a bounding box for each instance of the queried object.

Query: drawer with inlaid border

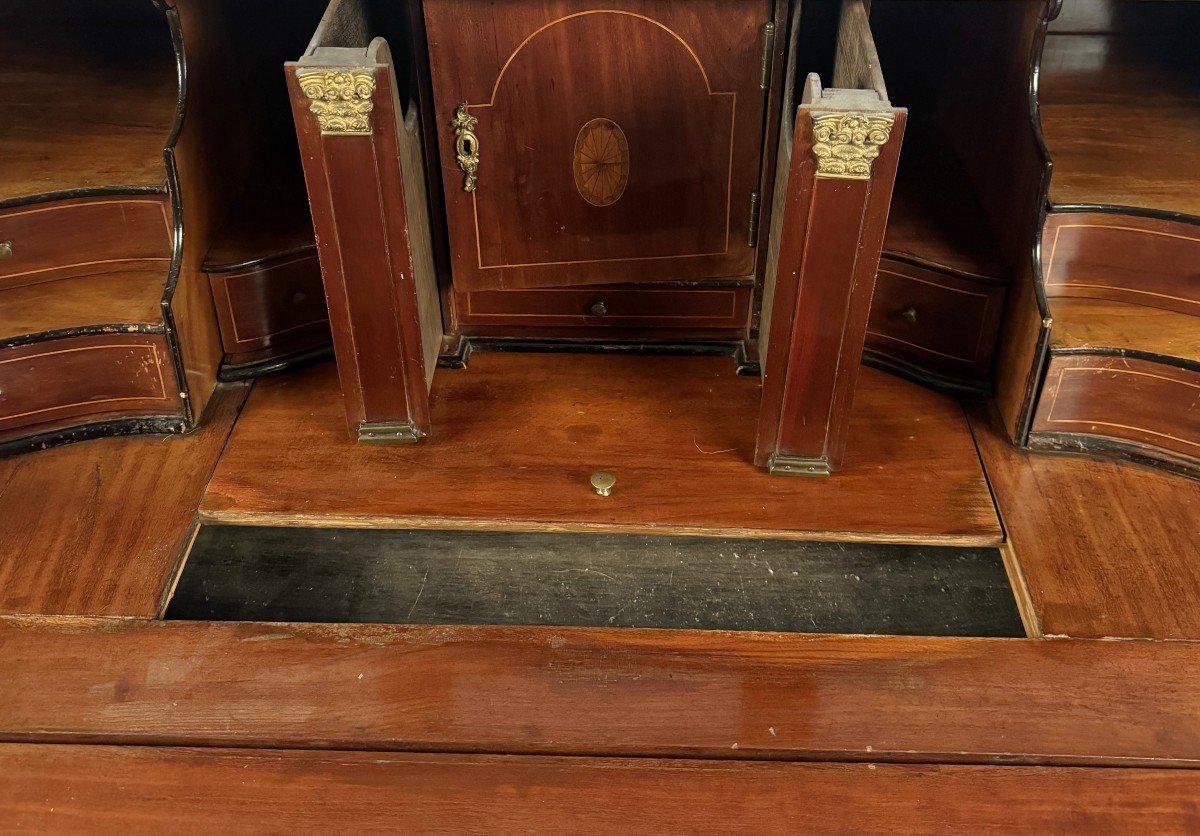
[0,195,172,287]
[456,285,752,334]
[207,250,330,357]
[0,332,181,436]
[866,259,1006,381]
[1042,212,1200,316]
[1031,354,1200,475]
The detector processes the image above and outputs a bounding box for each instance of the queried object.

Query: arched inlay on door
[573,118,630,207]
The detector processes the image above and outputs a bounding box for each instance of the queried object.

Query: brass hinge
[759,22,775,90]
[747,191,761,246]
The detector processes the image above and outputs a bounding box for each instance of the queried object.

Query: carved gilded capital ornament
[297,70,377,135]
[810,112,896,180]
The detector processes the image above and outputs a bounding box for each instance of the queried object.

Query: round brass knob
[0,241,12,259]
[900,307,917,324]
[590,471,616,497]
[589,301,608,317]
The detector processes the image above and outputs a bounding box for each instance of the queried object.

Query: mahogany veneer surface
[972,408,1200,640]
[1040,18,1200,216]
[0,334,181,440]
[0,269,166,340]
[3,617,1200,766]
[1049,297,1200,363]
[0,15,176,203]
[3,746,1199,835]
[0,385,244,617]
[202,354,1001,544]
[1042,103,1200,216]
[1031,355,1200,471]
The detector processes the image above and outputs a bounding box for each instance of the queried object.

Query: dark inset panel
[168,525,1023,637]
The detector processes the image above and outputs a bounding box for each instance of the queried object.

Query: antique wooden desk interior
[1,0,1199,829]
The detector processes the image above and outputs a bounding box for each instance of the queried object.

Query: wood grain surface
[972,406,1200,639]
[867,259,1005,380]
[1040,7,1200,215]
[422,0,769,290]
[0,7,176,202]
[1042,212,1200,318]
[455,285,751,336]
[2,745,1199,835]
[0,385,244,616]
[201,355,1001,544]
[1030,354,1200,475]
[0,196,171,286]
[1049,297,1200,363]
[2,616,1198,766]
[0,333,181,439]
[207,252,329,357]
[0,269,166,341]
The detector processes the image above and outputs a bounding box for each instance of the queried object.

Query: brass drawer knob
[589,301,608,317]
[900,306,917,323]
[0,241,12,259]
[590,471,616,496]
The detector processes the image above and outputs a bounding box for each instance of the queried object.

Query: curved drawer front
[866,259,1005,379]
[0,196,172,287]
[208,251,330,356]
[1032,355,1200,466]
[0,333,180,434]
[1043,212,1200,316]
[456,286,751,333]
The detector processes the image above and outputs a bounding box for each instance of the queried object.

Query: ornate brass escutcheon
[452,102,480,192]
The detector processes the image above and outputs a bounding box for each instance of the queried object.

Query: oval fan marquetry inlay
[573,118,630,207]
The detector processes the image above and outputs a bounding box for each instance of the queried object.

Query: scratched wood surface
[201,355,1001,545]
[2,616,1198,766]
[0,386,245,617]
[3,745,1199,835]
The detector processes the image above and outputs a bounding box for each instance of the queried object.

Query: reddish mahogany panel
[1043,212,1200,317]
[207,251,330,357]
[0,332,180,435]
[1032,354,1200,471]
[423,0,771,290]
[867,259,1005,380]
[0,196,171,288]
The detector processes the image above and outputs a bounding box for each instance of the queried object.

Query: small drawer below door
[867,260,1005,382]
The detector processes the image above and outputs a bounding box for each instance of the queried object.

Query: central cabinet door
[423,0,772,291]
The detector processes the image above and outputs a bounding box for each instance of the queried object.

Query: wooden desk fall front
[287,0,906,476]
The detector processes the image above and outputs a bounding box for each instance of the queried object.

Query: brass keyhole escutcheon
[451,102,480,192]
